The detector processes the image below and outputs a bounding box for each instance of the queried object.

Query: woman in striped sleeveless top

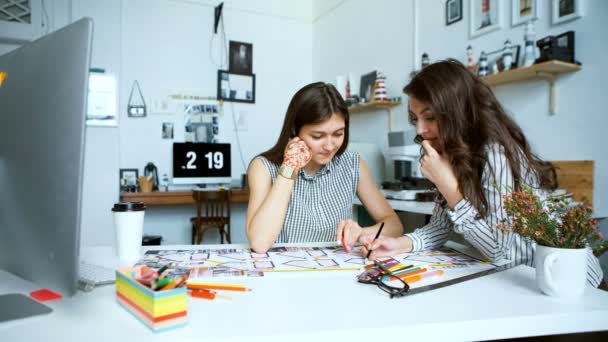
[360,60,603,287]
[246,82,403,253]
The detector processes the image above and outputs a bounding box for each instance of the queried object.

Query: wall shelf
[348,101,401,131]
[482,60,581,115]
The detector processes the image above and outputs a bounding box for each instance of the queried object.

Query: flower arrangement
[497,185,608,257]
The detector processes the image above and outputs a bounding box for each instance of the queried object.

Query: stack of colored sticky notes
[115,266,187,332]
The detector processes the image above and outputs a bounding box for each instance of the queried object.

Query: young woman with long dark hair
[361,60,603,286]
[246,82,403,253]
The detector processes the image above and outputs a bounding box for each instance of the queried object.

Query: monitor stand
[0,293,52,323]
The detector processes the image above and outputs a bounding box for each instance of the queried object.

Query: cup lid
[112,202,146,212]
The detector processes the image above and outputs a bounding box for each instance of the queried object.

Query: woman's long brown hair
[259,82,349,164]
[404,59,556,216]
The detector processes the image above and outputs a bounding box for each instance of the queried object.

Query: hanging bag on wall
[127,80,147,117]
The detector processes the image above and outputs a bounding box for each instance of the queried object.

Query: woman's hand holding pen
[282,137,312,170]
[420,140,463,208]
[359,236,412,260]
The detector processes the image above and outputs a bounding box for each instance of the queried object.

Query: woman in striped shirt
[361,60,603,287]
[246,82,403,253]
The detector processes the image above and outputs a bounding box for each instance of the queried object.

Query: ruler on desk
[397,259,528,298]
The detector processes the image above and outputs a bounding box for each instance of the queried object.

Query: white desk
[2,243,608,342]
[354,197,434,215]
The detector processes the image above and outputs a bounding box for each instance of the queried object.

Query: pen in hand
[365,222,385,261]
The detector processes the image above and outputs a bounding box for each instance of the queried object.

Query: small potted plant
[497,185,607,297]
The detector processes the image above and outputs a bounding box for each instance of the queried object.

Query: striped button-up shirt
[406,143,604,287]
[258,149,360,243]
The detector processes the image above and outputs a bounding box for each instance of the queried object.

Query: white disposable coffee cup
[112,202,146,263]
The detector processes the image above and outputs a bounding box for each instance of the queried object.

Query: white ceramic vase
[535,245,588,298]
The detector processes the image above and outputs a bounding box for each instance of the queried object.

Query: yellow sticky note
[0,72,6,87]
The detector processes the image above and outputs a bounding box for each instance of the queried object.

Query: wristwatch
[279,164,297,180]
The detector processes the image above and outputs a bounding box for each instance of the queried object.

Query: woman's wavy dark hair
[259,82,349,165]
[404,59,556,216]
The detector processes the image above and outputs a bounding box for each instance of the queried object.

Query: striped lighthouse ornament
[372,71,388,102]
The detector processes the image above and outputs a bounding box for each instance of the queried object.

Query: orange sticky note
[30,289,63,302]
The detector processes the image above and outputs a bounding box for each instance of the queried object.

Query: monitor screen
[0,18,92,297]
[172,143,231,185]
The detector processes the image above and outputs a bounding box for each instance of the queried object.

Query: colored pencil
[187,283,251,292]
[402,270,444,284]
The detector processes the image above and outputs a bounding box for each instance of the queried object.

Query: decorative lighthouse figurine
[372,71,388,102]
[421,53,430,68]
[502,39,513,71]
[478,51,488,77]
[466,45,476,72]
[523,20,536,67]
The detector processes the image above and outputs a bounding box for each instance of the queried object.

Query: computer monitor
[0,17,92,304]
[172,142,231,185]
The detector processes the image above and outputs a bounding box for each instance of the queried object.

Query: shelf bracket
[387,107,396,132]
[536,72,557,115]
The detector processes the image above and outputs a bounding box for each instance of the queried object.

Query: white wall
[72,0,311,246]
[313,0,608,218]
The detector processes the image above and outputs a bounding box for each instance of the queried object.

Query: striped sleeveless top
[257,149,360,243]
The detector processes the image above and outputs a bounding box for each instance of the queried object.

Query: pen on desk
[365,222,385,261]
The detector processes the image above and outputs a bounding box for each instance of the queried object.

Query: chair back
[193,189,231,219]
[191,189,232,244]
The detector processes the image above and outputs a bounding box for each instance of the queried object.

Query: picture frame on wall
[470,0,501,38]
[512,0,538,26]
[446,0,463,26]
[551,0,583,25]
[228,41,253,75]
[217,70,255,104]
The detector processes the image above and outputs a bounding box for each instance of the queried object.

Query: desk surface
[354,197,434,215]
[120,188,249,206]
[2,242,608,342]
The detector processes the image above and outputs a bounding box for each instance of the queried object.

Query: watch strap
[279,165,297,180]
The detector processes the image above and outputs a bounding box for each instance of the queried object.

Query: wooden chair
[191,189,231,244]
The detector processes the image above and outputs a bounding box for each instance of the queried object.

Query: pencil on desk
[187,283,251,292]
[365,222,385,261]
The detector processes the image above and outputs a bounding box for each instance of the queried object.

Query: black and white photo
[446,0,462,26]
[229,41,253,75]
[162,122,174,139]
[218,70,255,103]
[119,168,138,192]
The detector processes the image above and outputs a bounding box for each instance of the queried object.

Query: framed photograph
[359,71,377,102]
[470,0,501,38]
[552,0,583,25]
[217,70,255,104]
[162,122,174,139]
[119,168,138,192]
[446,0,463,26]
[512,0,538,26]
[497,45,521,71]
[229,41,253,75]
